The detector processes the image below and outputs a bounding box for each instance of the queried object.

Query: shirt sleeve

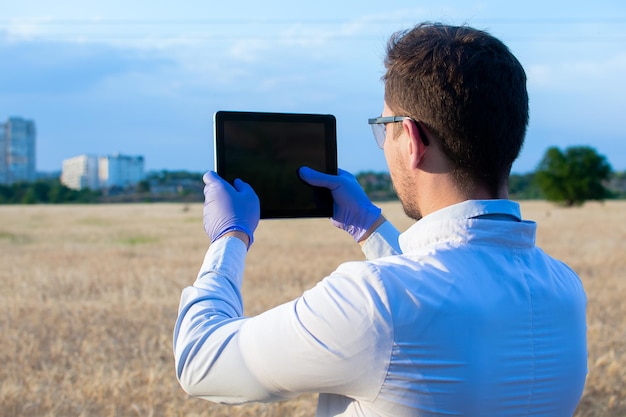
[361,220,402,260]
[173,236,394,405]
[173,236,285,403]
[237,262,393,401]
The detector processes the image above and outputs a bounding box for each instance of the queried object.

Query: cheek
[386,150,404,193]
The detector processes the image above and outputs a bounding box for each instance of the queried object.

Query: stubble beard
[388,143,422,221]
[393,180,422,221]
[400,195,422,221]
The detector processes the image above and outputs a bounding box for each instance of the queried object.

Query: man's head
[383,23,529,197]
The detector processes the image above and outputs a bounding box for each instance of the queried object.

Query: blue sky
[1,0,625,175]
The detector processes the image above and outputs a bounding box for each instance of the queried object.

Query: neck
[415,174,509,218]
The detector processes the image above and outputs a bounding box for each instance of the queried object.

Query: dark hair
[383,23,529,196]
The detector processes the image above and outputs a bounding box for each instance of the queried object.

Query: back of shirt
[365,240,587,416]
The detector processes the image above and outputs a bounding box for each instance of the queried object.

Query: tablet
[214,111,337,219]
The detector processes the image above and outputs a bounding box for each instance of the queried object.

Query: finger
[298,166,317,182]
[337,168,355,179]
[299,166,339,189]
[233,178,254,194]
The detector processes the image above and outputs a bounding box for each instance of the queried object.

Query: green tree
[0,184,13,203]
[508,173,542,200]
[32,181,52,202]
[21,188,38,204]
[136,180,151,193]
[356,171,397,201]
[535,146,612,206]
[48,182,68,203]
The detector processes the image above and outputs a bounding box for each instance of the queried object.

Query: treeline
[0,170,203,204]
[358,170,626,201]
[0,180,101,204]
[1,169,625,205]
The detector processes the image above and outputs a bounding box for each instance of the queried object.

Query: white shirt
[174,200,587,416]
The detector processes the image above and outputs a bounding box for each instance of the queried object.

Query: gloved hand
[299,166,382,242]
[202,171,260,248]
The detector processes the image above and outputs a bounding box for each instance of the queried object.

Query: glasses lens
[371,123,386,148]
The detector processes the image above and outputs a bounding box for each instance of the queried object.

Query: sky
[1,0,625,175]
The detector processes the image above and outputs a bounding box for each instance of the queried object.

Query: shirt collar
[399,200,535,253]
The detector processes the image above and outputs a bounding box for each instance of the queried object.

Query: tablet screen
[214,111,337,219]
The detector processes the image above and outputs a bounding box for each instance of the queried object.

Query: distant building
[61,155,100,190]
[99,153,145,189]
[0,117,36,184]
[60,153,145,190]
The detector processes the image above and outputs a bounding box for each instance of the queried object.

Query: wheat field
[1,201,624,417]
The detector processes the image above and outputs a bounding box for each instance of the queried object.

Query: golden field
[1,200,624,417]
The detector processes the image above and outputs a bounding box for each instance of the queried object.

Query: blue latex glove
[202,171,260,247]
[299,166,382,242]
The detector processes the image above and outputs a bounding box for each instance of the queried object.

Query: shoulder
[293,261,395,364]
[317,256,437,319]
[315,260,390,310]
[296,260,398,336]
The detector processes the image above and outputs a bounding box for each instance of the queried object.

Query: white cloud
[228,38,274,63]
[526,64,553,88]
[570,52,626,83]
[2,18,50,41]
[528,51,626,95]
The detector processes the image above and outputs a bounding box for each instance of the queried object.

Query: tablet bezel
[214,110,337,219]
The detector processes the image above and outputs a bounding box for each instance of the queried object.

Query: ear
[402,119,427,170]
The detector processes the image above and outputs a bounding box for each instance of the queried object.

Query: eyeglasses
[367,116,430,149]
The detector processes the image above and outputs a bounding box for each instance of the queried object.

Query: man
[174,23,587,416]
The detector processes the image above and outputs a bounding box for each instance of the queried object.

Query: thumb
[203,170,222,185]
[299,166,340,190]
[233,178,255,195]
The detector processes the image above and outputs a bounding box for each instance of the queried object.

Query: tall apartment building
[61,153,145,190]
[0,117,36,184]
[60,155,100,190]
[99,154,145,189]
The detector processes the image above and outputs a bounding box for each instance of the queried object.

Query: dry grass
[0,201,624,416]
